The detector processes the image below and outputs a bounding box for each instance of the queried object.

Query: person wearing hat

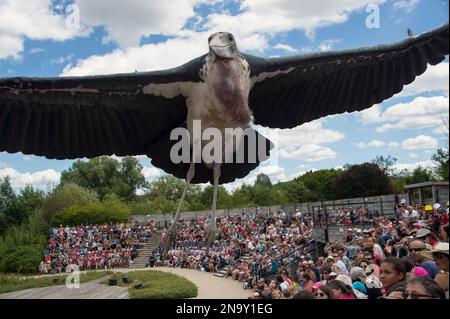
[416,227,441,249]
[418,242,449,298]
[408,239,440,279]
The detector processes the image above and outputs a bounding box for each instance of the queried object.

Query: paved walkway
[0,276,129,299]
[0,268,252,299]
[144,267,253,299]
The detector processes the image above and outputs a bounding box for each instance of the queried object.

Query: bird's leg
[161,163,195,263]
[206,163,221,254]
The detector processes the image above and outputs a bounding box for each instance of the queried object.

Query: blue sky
[0,0,448,192]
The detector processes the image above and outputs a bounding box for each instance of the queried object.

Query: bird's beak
[211,46,234,59]
[209,36,234,59]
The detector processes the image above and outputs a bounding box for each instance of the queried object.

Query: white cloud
[142,166,161,180]
[258,165,285,176]
[0,33,24,59]
[223,174,258,193]
[393,160,435,172]
[393,0,420,13]
[205,0,386,39]
[401,135,438,150]
[62,34,208,76]
[279,144,337,162]
[74,0,208,47]
[63,0,388,75]
[398,63,449,98]
[50,54,74,66]
[359,96,449,133]
[319,39,341,52]
[359,105,384,124]
[22,156,34,161]
[0,0,87,59]
[274,44,298,52]
[354,140,385,149]
[408,153,418,159]
[268,120,345,148]
[0,167,60,190]
[388,142,400,148]
[29,47,45,54]
[259,120,344,162]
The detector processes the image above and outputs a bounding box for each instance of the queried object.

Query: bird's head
[208,32,237,60]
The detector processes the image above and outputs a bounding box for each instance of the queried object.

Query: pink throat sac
[212,59,250,124]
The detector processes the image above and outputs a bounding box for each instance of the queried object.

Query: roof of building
[404,181,449,189]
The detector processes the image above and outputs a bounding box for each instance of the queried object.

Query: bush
[54,198,131,226]
[102,271,198,299]
[0,245,42,274]
[42,183,99,224]
[0,210,49,274]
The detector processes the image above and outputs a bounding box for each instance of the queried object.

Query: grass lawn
[0,271,112,294]
[102,271,198,299]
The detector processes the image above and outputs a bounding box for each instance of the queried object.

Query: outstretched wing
[246,24,449,129]
[0,56,206,159]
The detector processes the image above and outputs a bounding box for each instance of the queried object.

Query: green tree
[117,157,148,201]
[198,186,233,210]
[255,174,272,187]
[54,197,131,226]
[331,163,395,199]
[372,155,398,175]
[146,175,186,202]
[0,209,49,274]
[404,166,436,185]
[298,169,341,201]
[0,177,20,235]
[432,148,449,181]
[275,179,311,204]
[60,156,147,201]
[42,183,98,224]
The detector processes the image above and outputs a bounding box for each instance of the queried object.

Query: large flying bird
[0,24,448,257]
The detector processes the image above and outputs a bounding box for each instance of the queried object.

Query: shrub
[54,198,131,226]
[0,245,42,274]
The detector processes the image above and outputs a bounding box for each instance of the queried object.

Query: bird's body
[144,34,253,167]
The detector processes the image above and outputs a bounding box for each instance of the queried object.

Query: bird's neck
[210,57,251,125]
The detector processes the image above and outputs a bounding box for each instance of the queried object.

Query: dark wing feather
[246,24,449,129]
[0,56,206,160]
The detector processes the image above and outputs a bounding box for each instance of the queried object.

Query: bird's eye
[228,35,234,42]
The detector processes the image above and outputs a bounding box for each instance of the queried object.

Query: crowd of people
[158,200,449,300]
[39,223,155,274]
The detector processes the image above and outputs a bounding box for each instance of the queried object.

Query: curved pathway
[0,276,129,299]
[145,267,253,299]
[0,268,252,299]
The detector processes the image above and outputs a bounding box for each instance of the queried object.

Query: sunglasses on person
[433,253,447,260]
[409,248,425,253]
[314,292,327,297]
[402,291,433,299]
